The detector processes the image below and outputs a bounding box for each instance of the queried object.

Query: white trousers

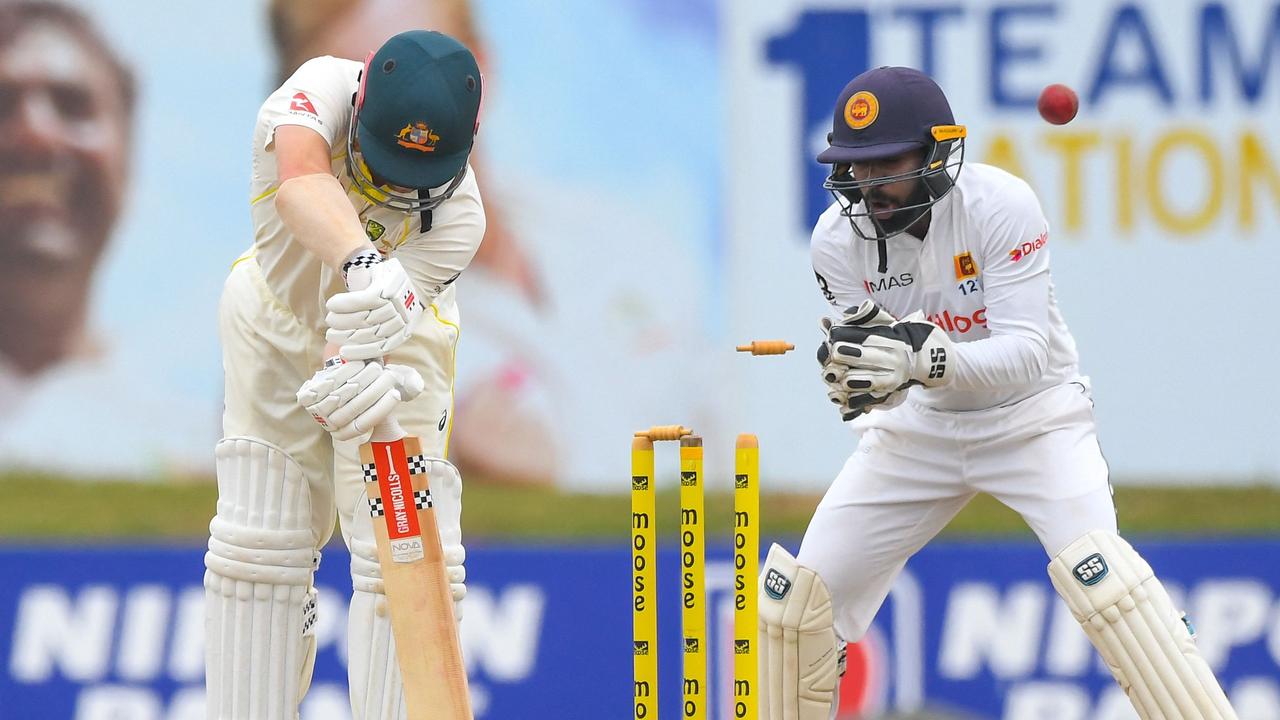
[797,381,1117,644]
[218,254,460,548]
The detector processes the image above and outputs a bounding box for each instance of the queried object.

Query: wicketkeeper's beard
[864,180,931,235]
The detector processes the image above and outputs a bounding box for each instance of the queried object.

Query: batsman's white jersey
[250,56,484,336]
[799,163,1116,644]
[224,53,484,548]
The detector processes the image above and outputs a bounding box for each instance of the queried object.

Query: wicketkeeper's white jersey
[811,162,1080,411]
[248,56,485,332]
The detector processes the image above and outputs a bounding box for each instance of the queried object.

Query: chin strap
[419,189,433,232]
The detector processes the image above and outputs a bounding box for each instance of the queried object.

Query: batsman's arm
[273,124,376,272]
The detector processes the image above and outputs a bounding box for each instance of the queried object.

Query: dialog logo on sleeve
[1072,553,1109,586]
[1009,232,1048,262]
[763,568,793,600]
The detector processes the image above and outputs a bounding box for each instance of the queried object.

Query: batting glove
[326,251,425,361]
[297,358,425,441]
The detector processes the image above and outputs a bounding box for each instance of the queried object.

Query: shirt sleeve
[949,177,1053,391]
[810,207,871,314]
[257,56,354,151]
[391,169,486,303]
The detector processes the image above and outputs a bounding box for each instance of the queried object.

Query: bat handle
[369,416,406,443]
[355,352,405,443]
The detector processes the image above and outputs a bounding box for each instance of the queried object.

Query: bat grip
[339,351,404,443]
[369,416,405,443]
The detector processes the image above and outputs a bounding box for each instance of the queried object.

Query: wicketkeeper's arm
[947,177,1054,391]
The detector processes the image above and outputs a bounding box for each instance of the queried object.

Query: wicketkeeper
[205,31,483,719]
[757,66,1237,720]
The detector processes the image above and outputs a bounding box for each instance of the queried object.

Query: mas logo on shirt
[396,121,440,153]
[365,219,386,243]
[1009,232,1048,263]
[289,92,317,116]
[953,252,979,280]
[863,272,912,294]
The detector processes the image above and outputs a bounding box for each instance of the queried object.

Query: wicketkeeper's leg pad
[346,457,466,720]
[1049,530,1237,720]
[204,437,320,720]
[758,543,844,720]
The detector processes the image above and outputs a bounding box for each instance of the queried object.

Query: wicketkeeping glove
[826,306,955,394]
[326,251,425,361]
[817,300,907,421]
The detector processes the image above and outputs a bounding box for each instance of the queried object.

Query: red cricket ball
[1037,83,1079,125]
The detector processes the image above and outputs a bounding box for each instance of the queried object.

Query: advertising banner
[3,540,1278,718]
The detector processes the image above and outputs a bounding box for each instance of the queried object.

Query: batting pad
[1048,530,1237,720]
[205,437,320,720]
[758,543,842,720]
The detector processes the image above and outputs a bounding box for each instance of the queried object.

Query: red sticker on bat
[371,440,424,562]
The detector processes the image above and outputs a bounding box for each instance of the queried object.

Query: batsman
[205,31,482,719]
[757,66,1238,719]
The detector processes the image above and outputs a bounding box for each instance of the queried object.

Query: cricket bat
[360,415,472,719]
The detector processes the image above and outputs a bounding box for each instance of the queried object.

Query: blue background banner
[2,540,1277,719]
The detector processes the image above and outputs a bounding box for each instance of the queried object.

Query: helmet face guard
[823,125,966,243]
[345,51,470,214]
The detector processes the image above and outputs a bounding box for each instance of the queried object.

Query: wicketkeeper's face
[849,150,927,223]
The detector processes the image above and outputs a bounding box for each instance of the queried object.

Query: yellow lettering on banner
[1146,128,1223,236]
[983,133,1027,180]
[983,126,1278,239]
[1238,131,1280,232]
[1113,133,1135,234]
[1042,131,1101,233]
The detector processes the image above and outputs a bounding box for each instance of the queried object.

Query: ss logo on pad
[1073,553,1108,586]
[764,568,792,600]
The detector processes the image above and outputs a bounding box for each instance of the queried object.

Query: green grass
[1,470,1275,542]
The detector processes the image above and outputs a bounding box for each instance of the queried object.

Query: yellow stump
[680,436,706,718]
[632,436,658,719]
[733,434,760,719]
